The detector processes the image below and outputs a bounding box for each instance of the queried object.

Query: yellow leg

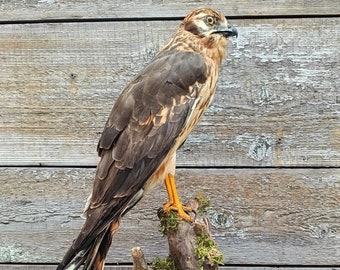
[163,173,192,222]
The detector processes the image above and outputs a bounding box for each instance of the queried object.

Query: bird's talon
[183,205,192,212]
[163,203,192,222]
[157,207,165,219]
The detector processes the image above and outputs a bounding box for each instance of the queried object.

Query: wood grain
[2,266,338,270]
[0,0,339,21]
[0,18,339,167]
[0,167,338,265]
[0,267,338,270]
[0,266,132,270]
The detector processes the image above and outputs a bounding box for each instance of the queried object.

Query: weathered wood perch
[131,247,148,270]
[131,196,223,270]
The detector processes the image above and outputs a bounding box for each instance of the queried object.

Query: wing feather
[97,49,206,171]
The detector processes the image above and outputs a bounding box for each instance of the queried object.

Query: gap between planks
[1,13,340,26]
[0,265,339,270]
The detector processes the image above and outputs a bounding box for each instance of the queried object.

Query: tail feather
[57,220,120,270]
[84,221,120,270]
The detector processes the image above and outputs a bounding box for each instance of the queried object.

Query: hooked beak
[214,22,238,38]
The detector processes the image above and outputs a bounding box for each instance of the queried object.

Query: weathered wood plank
[0,0,339,21]
[0,266,130,270]
[0,18,339,167]
[0,266,132,270]
[0,167,339,265]
[0,266,338,270]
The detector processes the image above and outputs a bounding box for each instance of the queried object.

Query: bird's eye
[205,16,215,26]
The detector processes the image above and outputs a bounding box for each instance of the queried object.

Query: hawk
[57,7,237,270]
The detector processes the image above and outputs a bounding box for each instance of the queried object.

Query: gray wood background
[0,1,339,269]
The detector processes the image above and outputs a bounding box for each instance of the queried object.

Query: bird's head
[176,8,237,64]
[181,8,238,39]
[161,8,237,64]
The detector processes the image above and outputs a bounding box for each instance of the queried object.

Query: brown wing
[72,50,207,252]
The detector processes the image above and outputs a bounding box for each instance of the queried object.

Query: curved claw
[163,202,192,222]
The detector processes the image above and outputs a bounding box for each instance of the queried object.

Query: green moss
[195,191,211,214]
[195,234,224,268]
[159,211,179,235]
[151,256,178,270]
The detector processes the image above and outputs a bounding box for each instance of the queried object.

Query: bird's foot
[163,173,193,222]
[163,201,192,222]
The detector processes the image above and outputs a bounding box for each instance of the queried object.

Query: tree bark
[164,199,201,270]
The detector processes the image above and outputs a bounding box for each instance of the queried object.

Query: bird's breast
[144,153,176,192]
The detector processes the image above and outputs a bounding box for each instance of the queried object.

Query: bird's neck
[160,30,228,67]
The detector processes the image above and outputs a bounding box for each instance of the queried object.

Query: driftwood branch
[131,196,223,270]
[165,199,201,269]
[131,247,148,270]
[162,198,222,270]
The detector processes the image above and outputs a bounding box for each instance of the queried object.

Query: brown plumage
[57,8,237,270]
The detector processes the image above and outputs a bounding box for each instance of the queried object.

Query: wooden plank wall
[0,1,339,269]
